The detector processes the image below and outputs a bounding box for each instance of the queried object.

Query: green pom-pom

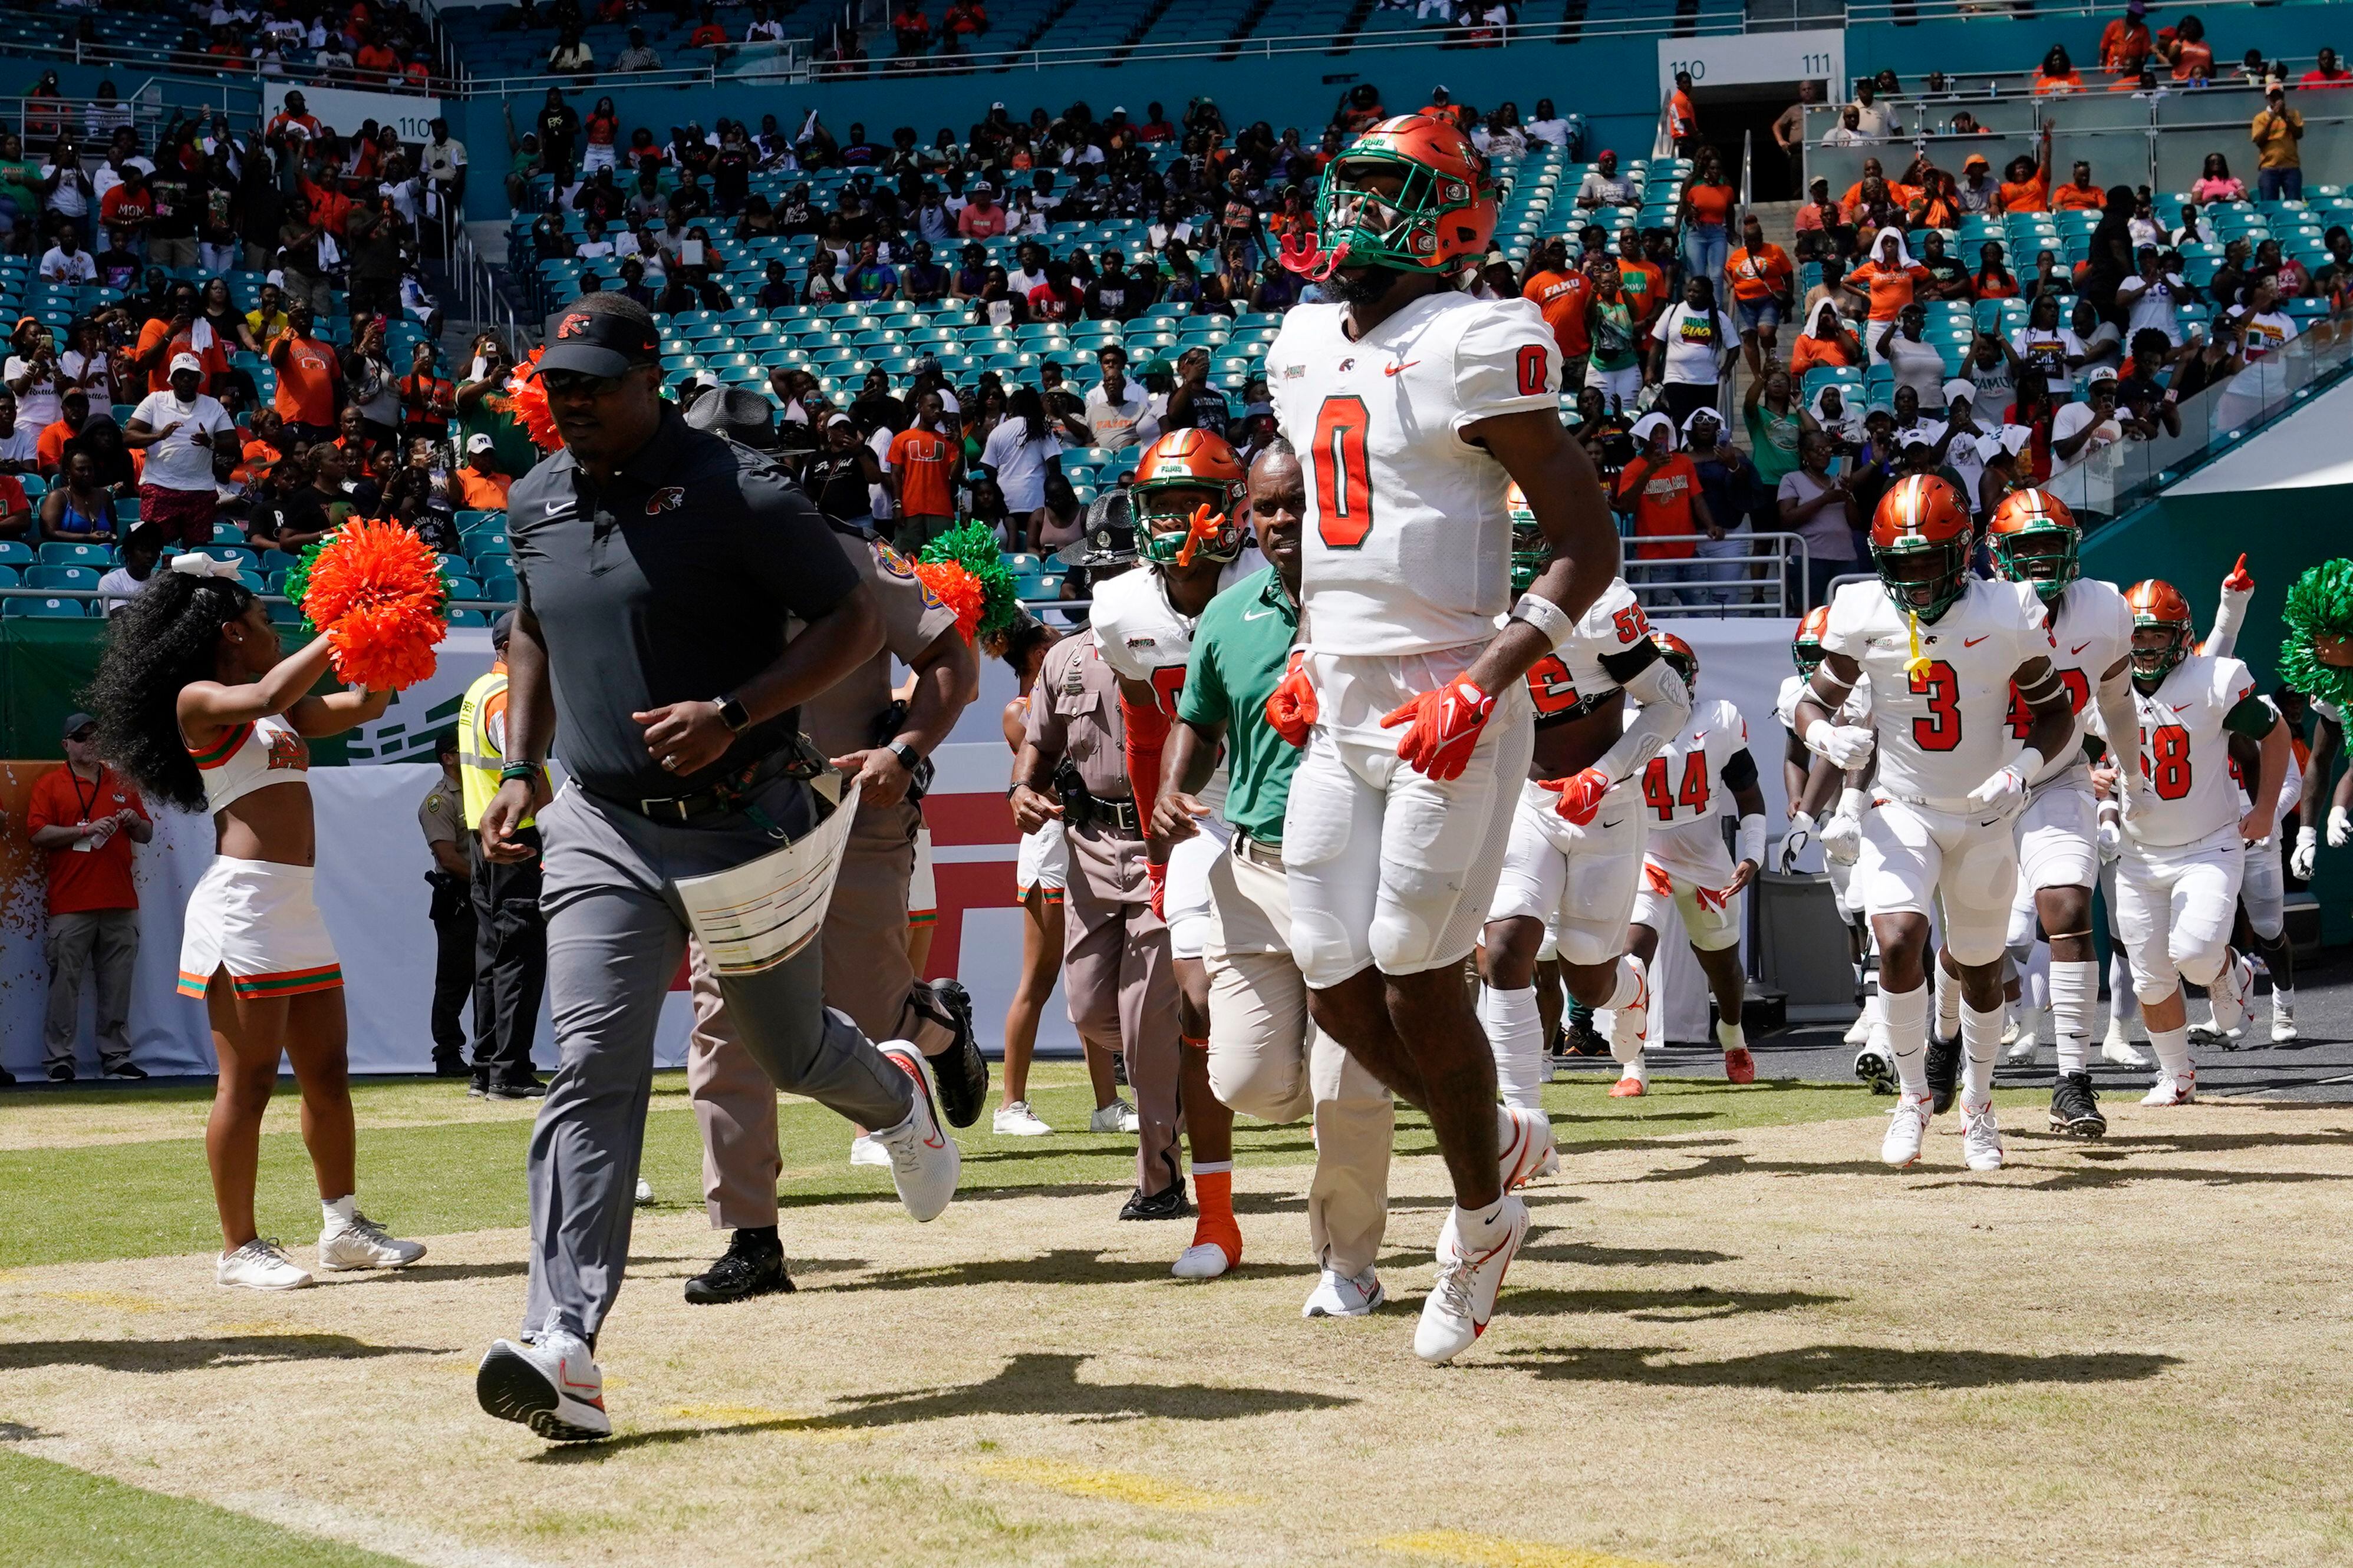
[920,520,1021,641]
[2280,558,2353,709]
[278,537,328,632]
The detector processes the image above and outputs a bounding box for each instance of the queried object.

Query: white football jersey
[2228,700,2301,820]
[1775,672,1873,731]
[1640,696,1748,849]
[1820,575,2052,806]
[1265,292,1560,657]
[1522,577,1648,725]
[2008,576,2133,781]
[2127,652,2259,847]
[1091,553,1263,818]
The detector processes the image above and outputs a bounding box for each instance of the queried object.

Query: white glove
[2291,825,2318,880]
[1778,811,1815,873]
[1820,789,1866,865]
[2331,805,2352,849]
[1967,761,2032,815]
[1805,719,1876,770]
[2098,811,2124,861]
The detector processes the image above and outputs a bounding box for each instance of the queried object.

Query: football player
[2104,581,2289,1105]
[2196,559,2299,1045]
[1481,488,1690,1109]
[1094,429,1264,1281]
[1794,476,2076,1172]
[1265,113,1623,1364]
[1614,633,1767,1090]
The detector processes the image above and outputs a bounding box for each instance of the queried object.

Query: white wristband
[2013,746,2045,783]
[1804,719,1834,756]
[1735,811,1767,870]
[1835,787,1866,819]
[1507,592,1577,652]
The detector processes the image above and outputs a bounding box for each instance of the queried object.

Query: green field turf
[0,1448,410,1567]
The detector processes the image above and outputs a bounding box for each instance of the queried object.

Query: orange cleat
[1724,1047,1756,1084]
[1608,1075,1646,1098]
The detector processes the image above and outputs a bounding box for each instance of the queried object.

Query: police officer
[417,729,476,1078]
[1010,504,1187,1220]
[457,612,550,1099]
[472,296,960,1444]
[671,387,986,1306]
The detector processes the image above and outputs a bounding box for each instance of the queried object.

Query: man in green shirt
[1151,438,1398,1321]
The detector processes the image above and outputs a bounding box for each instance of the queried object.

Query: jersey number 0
[1311,396,1373,548]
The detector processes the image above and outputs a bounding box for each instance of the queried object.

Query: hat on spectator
[266,269,286,286]
[539,298,660,377]
[492,612,515,648]
[466,433,495,455]
[1630,411,1677,448]
[1942,378,1976,408]
[169,351,203,375]
[1678,405,1725,438]
[1963,153,1990,170]
[683,385,780,449]
[62,711,95,739]
[2086,367,2121,389]
[1138,356,1173,376]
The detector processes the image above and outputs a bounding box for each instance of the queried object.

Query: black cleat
[487,1080,549,1100]
[46,1061,73,1084]
[1563,1018,1611,1057]
[0,1064,14,1087]
[1926,1032,1961,1115]
[915,979,988,1129]
[2048,1071,2106,1138]
[1118,1181,1191,1222]
[683,1231,796,1305]
[432,1052,472,1078]
[103,1060,147,1081]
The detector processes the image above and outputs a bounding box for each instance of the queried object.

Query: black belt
[1084,794,1143,837]
[595,744,820,825]
[1232,830,1283,869]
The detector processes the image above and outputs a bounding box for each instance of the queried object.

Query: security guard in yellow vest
[459,612,552,1099]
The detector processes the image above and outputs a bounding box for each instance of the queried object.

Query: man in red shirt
[2301,47,2352,87]
[885,388,957,552]
[956,181,1007,238]
[26,712,153,1082]
[1725,213,1796,374]
[98,164,154,256]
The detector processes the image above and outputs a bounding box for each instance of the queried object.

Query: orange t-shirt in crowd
[1685,182,1734,227]
[457,468,511,509]
[37,418,78,473]
[1617,452,1701,560]
[1998,173,2049,212]
[1618,257,1666,325]
[887,425,955,517]
[1725,243,1792,303]
[0,473,26,523]
[272,332,342,427]
[2171,41,2213,81]
[1522,268,1593,359]
[25,764,149,914]
[133,319,229,395]
[1851,260,1928,321]
[355,42,397,76]
[1788,332,1853,375]
[2034,70,2084,95]
[1669,90,1696,139]
[1974,269,2019,299]
[2052,181,2104,210]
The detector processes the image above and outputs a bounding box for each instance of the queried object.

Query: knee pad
[1550,913,1624,969]
[1291,904,1373,991]
[2173,940,2227,990]
[1367,861,1467,976]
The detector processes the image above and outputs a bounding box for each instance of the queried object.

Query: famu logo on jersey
[875,543,916,579]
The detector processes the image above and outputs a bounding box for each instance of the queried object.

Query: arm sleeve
[2205,577,2247,658]
[1451,298,1558,434]
[2094,659,2138,777]
[739,467,861,621]
[1120,688,1169,818]
[2223,693,2276,740]
[1720,747,1760,792]
[1593,655,1693,785]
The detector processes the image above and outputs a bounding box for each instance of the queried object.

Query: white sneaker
[1172,1243,1231,1280]
[1536,1049,1559,1084]
[1530,1147,1560,1179]
[1999,1016,2021,1048]
[874,1043,960,1222]
[1959,1096,2005,1171]
[1495,1104,1554,1192]
[2273,993,2298,1043]
[318,1211,426,1272]
[2206,952,2252,1038]
[1843,1006,1873,1047]
[2141,1069,2196,1107]
[635,1177,655,1205]
[2003,1016,2041,1065]
[2101,1028,2150,1068]
[1881,1094,1933,1168]
[476,1329,609,1442]
[217,1237,312,1291]
[848,1133,891,1167]
[1301,1266,1386,1319]
[1853,1042,1896,1095]
[1089,1098,1141,1134]
[1413,1197,1528,1365]
[993,1101,1054,1137]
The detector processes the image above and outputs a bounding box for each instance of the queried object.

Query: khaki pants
[686,798,951,1229]
[1204,841,1392,1279]
[42,907,138,1071]
[1064,821,1182,1197]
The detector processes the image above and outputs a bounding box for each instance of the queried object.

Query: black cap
[683,385,779,448]
[492,610,516,646]
[62,710,96,738]
[1054,491,1138,568]
[540,300,661,377]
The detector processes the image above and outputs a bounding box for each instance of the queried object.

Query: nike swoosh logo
[2071,641,2092,655]
[1383,361,1420,376]
[2173,703,2191,713]
[1600,818,1624,829]
[1690,731,1706,740]
[1964,636,1989,647]
[1241,606,1277,621]
[545,501,566,516]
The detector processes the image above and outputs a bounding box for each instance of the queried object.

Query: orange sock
[1190,1164,1240,1268]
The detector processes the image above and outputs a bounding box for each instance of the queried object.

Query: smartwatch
[714,694,752,733]
[887,739,923,773]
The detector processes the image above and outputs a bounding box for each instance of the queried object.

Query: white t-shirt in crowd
[4,356,62,429]
[981,419,1060,512]
[0,424,36,466]
[1652,302,1731,386]
[1525,115,1571,147]
[2049,400,2122,472]
[39,246,95,283]
[96,565,148,613]
[130,389,235,492]
[2117,272,2187,344]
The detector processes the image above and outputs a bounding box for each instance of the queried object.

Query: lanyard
[70,764,103,823]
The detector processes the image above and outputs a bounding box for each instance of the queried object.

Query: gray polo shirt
[506,409,859,801]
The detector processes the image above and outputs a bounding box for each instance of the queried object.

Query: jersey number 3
[1909,659,1963,751]
[1311,396,1373,549]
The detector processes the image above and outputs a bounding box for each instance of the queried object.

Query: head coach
[470,294,961,1445]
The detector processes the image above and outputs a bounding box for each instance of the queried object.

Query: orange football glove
[1146,857,1168,922]
[1538,766,1612,826]
[1382,676,1495,781]
[2223,553,2253,593]
[1265,648,1317,748]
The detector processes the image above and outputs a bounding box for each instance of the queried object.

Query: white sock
[1479,985,1545,1111]
[2148,1022,2192,1081]
[1959,999,2004,1103]
[1933,958,1963,1040]
[1884,983,1930,1100]
[1457,1197,1514,1249]
[323,1194,357,1228]
[2275,985,2295,1012]
[1607,955,1647,1067]
[2026,940,2051,1014]
[1716,1017,1745,1053]
[2049,959,2096,1074]
[1191,1159,1232,1176]
[2108,948,2141,1032]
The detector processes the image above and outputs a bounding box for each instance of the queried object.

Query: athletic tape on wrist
[1508,593,1577,652]
[1735,812,1767,870]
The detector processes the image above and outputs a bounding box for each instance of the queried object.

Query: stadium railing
[1617,531,1815,618]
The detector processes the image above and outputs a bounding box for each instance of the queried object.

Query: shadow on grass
[1491,1342,2180,1392]
[825,1247,1321,1293]
[528,1351,1355,1461]
[1498,1286,1841,1322]
[776,1180,1134,1210]
[0,1333,436,1374]
[1517,1240,1738,1268]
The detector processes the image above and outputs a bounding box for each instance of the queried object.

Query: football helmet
[1869,474,1973,622]
[1988,488,2080,605]
[2124,579,2197,682]
[1507,481,1545,594]
[1792,605,1831,677]
[1285,114,1498,282]
[1129,429,1246,566]
[1650,630,1698,691]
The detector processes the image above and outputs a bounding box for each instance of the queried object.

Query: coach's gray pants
[520,775,915,1343]
[42,907,138,1070]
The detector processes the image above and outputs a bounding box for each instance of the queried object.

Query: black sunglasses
[541,367,638,397]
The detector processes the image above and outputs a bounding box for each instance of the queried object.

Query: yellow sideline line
[966,1456,1253,1510]
[39,1289,171,1313]
[1377,1529,1679,1568]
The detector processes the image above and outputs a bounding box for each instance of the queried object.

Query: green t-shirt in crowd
[1175,563,1300,846]
[1746,400,1802,487]
[1588,298,1638,373]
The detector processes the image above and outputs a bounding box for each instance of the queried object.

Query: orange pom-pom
[299,519,449,692]
[488,346,562,453]
[913,560,983,643]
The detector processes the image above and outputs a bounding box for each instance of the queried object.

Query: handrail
[1617,531,1813,618]
[1844,0,2321,27]
[6,38,460,99]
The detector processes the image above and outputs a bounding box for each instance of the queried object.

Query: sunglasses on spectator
[541,368,637,397]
